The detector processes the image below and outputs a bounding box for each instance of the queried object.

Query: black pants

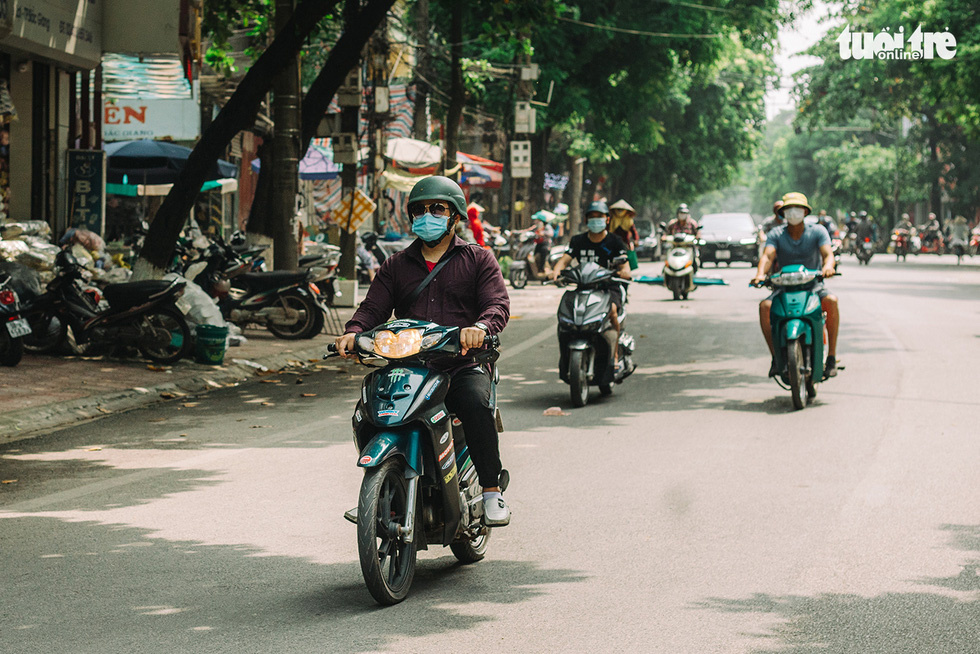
[444,367,502,489]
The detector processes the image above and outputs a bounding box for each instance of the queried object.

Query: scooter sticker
[359,455,373,465]
[386,321,412,329]
[424,379,442,400]
[443,464,457,484]
[430,410,447,423]
[377,409,399,418]
[441,456,454,470]
[438,441,454,462]
[439,431,450,444]
[388,369,410,381]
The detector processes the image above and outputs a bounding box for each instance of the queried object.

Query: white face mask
[785,207,806,225]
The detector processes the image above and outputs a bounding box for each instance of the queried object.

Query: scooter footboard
[357,429,424,476]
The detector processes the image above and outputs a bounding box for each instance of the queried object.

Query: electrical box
[515,101,536,134]
[338,68,362,107]
[510,140,531,178]
[373,86,390,114]
[520,64,540,81]
[315,113,342,138]
[332,133,358,164]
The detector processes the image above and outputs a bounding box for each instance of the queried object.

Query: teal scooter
[752,265,840,410]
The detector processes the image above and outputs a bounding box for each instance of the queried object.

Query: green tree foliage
[794,0,980,217]
[420,0,784,207]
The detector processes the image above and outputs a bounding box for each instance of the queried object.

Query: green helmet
[407,176,467,216]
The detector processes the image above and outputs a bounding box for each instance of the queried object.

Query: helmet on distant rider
[677,203,690,215]
[407,175,467,217]
[586,200,609,217]
[772,200,784,214]
[857,210,868,219]
[778,192,811,217]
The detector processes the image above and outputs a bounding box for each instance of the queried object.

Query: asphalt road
[2,253,979,653]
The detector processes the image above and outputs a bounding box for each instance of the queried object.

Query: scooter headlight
[373,329,422,358]
[771,271,816,286]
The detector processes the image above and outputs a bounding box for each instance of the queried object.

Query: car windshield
[635,220,653,238]
[699,213,757,239]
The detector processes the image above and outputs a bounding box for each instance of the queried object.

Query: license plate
[715,249,731,259]
[6,318,32,338]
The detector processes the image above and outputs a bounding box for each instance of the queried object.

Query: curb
[0,339,339,444]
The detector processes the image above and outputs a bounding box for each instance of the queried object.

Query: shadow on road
[0,514,586,652]
[690,523,980,653]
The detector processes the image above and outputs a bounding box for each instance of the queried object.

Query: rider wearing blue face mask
[550,200,632,367]
[336,176,512,526]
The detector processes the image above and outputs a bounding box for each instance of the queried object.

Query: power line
[557,15,723,38]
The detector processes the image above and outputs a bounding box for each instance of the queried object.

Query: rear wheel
[0,330,23,366]
[357,459,417,605]
[137,308,190,364]
[266,291,320,339]
[23,313,65,354]
[450,531,491,563]
[669,277,683,301]
[805,376,817,403]
[599,383,613,396]
[787,339,805,410]
[569,349,590,407]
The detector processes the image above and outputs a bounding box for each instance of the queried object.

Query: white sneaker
[483,495,511,527]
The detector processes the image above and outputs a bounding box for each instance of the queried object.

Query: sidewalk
[0,306,357,443]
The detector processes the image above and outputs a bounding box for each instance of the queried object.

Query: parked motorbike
[660,230,698,300]
[970,227,980,257]
[186,238,334,340]
[855,237,875,265]
[0,271,30,366]
[328,320,507,605]
[890,228,911,261]
[752,265,841,410]
[22,248,190,364]
[508,231,565,289]
[556,259,635,407]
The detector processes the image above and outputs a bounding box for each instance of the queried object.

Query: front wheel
[357,459,417,605]
[266,291,321,339]
[569,349,590,408]
[509,266,527,289]
[787,339,805,411]
[23,313,65,354]
[137,308,190,364]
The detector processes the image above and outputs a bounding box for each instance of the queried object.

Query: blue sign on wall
[67,150,106,235]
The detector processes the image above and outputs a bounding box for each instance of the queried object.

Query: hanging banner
[67,150,106,235]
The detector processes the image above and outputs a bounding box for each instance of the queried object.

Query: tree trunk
[271,0,302,271]
[411,0,429,140]
[134,0,339,279]
[568,156,585,235]
[442,2,464,177]
[245,0,395,261]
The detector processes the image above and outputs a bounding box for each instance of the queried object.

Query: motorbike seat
[298,254,323,267]
[104,280,181,311]
[235,271,309,291]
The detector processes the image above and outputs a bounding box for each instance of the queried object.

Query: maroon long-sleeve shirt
[344,236,510,336]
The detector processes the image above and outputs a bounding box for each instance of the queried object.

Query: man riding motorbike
[335,176,512,526]
[922,212,943,250]
[551,200,632,369]
[665,203,700,237]
[751,191,839,379]
[760,200,785,235]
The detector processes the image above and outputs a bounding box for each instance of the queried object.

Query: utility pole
[271,0,301,270]
[338,0,361,280]
[411,0,429,141]
[368,20,390,233]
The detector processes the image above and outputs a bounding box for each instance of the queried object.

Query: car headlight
[373,329,422,358]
